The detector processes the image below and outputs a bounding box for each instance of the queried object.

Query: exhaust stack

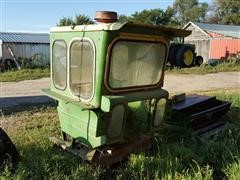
[95,11,118,23]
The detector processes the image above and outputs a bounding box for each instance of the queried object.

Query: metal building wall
[209,39,240,60]
[185,40,210,63]
[184,23,211,63]
[2,42,50,65]
[184,22,240,62]
[0,40,2,59]
[184,24,210,41]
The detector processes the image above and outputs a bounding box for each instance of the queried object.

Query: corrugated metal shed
[184,22,240,62]
[0,32,49,43]
[210,39,240,59]
[186,22,240,38]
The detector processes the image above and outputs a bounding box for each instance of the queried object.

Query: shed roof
[184,22,240,38]
[0,32,50,43]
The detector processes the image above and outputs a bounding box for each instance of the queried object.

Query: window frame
[68,37,96,101]
[52,39,67,91]
[105,36,168,93]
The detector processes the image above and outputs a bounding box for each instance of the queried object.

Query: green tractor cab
[42,11,230,166]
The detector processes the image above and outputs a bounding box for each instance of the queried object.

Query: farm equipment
[0,46,21,72]
[41,11,231,166]
[168,38,204,67]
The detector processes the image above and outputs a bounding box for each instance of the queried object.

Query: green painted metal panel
[101,89,169,112]
[41,88,94,109]
[49,30,106,108]
[57,99,106,148]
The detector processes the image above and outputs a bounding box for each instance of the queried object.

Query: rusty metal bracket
[49,135,152,167]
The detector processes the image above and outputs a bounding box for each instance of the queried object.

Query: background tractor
[168,37,204,67]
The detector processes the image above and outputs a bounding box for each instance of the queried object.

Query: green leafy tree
[58,17,74,26]
[118,8,178,27]
[118,15,131,23]
[162,7,180,27]
[58,14,94,26]
[209,0,240,25]
[75,14,94,25]
[199,2,208,21]
[173,0,209,24]
[131,9,164,24]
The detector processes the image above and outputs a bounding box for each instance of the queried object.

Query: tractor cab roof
[50,22,191,38]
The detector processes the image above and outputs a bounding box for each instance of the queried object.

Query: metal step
[171,94,231,137]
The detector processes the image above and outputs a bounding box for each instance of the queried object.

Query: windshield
[108,40,166,89]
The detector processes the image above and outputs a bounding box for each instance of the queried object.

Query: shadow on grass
[3,143,108,179]
[0,95,56,115]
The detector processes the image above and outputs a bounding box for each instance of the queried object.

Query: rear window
[70,39,94,100]
[52,40,67,90]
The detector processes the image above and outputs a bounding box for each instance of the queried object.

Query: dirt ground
[164,71,240,94]
[0,72,239,98]
[0,78,49,97]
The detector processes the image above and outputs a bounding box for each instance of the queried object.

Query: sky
[0,0,213,33]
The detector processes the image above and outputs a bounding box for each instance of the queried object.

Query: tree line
[58,0,240,27]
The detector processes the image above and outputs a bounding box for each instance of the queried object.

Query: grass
[166,62,240,74]
[0,68,50,82]
[0,89,240,179]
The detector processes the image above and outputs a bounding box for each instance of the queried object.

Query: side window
[70,40,94,100]
[52,40,67,90]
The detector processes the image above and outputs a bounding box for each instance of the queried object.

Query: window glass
[52,41,67,90]
[70,40,94,99]
[109,41,166,89]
